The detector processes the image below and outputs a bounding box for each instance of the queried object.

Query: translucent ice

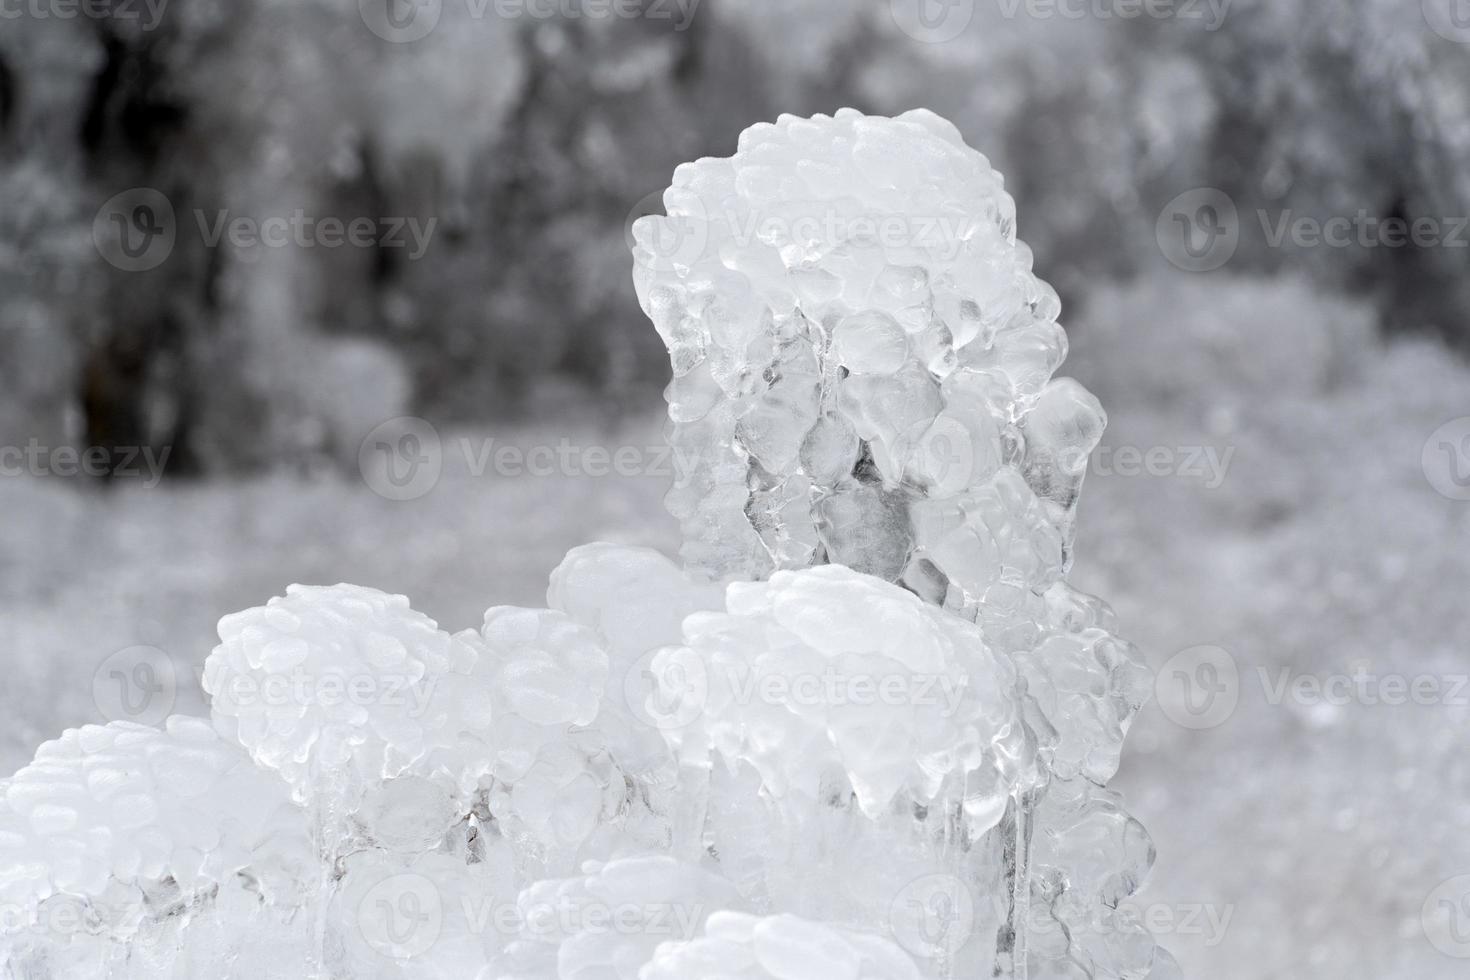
[641,911,925,980]
[0,719,311,977]
[203,584,487,820]
[654,564,1034,826]
[632,108,1108,613]
[1,109,1167,980]
[633,109,1161,979]
[0,719,306,914]
[547,542,724,778]
[330,848,513,978]
[498,854,739,979]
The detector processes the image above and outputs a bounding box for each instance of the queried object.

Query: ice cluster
[630,109,1106,631]
[0,111,1170,979]
[0,719,313,975]
[640,911,924,980]
[656,564,1035,824]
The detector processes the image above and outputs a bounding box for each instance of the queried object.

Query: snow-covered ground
[3,277,1467,978]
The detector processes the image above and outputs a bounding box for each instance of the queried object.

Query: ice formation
[0,110,1171,978]
[0,719,313,976]
[630,110,1103,620]
[640,911,925,980]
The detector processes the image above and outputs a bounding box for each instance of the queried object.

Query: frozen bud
[203,584,482,826]
[0,719,308,934]
[481,606,607,728]
[641,911,925,980]
[633,109,1096,602]
[660,565,1034,826]
[499,855,740,977]
[548,543,723,776]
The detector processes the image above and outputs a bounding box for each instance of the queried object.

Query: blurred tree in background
[1,0,1466,480]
